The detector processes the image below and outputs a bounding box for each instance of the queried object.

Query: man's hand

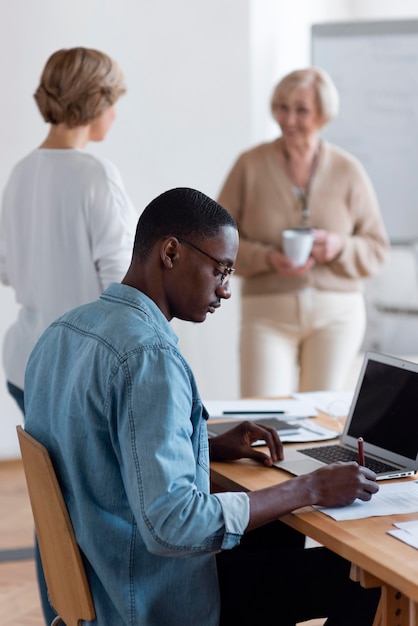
[209,420,283,466]
[307,461,379,507]
[246,461,379,531]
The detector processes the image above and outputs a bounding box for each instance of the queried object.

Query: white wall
[2,0,418,458]
[351,0,418,19]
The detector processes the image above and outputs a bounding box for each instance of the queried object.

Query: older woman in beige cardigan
[218,67,389,397]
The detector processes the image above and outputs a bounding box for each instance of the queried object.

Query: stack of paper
[204,398,338,444]
[316,480,418,521]
[388,520,418,549]
[280,420,339,443]
[293,390,354,417]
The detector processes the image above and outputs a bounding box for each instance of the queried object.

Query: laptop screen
[346,355,418,461]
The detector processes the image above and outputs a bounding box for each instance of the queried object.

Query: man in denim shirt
[24,188,380,625]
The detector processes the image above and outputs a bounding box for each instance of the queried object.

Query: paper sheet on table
[388,520,418,549]
[316,480,418,520]
[280,420,340,443]
[249,420,340,446]
[204,398,317,419]
[292,390,354,417]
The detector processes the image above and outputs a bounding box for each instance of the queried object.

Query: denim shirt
[24,283,249,625]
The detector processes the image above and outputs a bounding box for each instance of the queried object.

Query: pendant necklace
[284,140,322,225]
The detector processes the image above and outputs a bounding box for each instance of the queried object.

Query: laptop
[274,351,418,480]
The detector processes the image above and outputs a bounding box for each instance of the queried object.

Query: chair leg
[51,617,63,626]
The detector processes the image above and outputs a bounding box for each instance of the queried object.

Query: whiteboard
[312,20,418,244]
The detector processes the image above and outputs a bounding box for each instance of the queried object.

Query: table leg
[350,564,415,626]
[408,600,418,626]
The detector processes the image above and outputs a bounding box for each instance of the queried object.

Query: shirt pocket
[197,420,210,475]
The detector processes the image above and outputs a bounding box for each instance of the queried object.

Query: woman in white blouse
[0,46,138,414]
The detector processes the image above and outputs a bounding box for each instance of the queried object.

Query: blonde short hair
[34,47,126,128]
[271,67,339,127]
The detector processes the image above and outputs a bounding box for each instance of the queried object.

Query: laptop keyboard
[298,444,401,474]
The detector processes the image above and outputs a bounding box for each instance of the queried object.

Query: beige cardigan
[218,139,389,297]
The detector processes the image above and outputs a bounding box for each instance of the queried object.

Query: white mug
[282,228,314,266]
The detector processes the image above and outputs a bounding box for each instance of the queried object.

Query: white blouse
[0,148,138,388]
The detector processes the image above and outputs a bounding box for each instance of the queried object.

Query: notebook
[274,351,418,480]
[207,417,301,440]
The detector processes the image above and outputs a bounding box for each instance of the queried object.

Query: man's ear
[161,237,180,269]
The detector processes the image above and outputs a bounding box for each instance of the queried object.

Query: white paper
[316,480,418,521]
[388,519,418,549]
[293,390,354,417]
[280,420,340,443]
[393,520,418,532]
[204,398,318,419]
[388,529,418,549]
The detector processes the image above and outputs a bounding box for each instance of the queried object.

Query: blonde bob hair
[34,47,126,128]
[271,67,339,127]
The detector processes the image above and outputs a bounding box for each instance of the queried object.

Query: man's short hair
[133,188,237,260]
[34,47,126,128]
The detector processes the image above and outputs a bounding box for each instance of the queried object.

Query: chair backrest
[16,425,96,626]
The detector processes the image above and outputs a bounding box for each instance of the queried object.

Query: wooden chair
[16,425,96,626]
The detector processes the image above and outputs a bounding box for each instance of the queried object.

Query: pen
[357,436,365,466]
[223,410,285,415]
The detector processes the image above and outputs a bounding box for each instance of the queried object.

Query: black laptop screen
[347,359,418,460]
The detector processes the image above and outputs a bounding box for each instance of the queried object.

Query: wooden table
[210,413,418,626]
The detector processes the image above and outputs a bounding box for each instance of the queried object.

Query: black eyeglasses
[177,238,235,286]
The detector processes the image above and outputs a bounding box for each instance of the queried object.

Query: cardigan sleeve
[218,152,276,277]
[328,157,390,279]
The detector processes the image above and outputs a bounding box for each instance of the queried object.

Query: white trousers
[240,290,366,397]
